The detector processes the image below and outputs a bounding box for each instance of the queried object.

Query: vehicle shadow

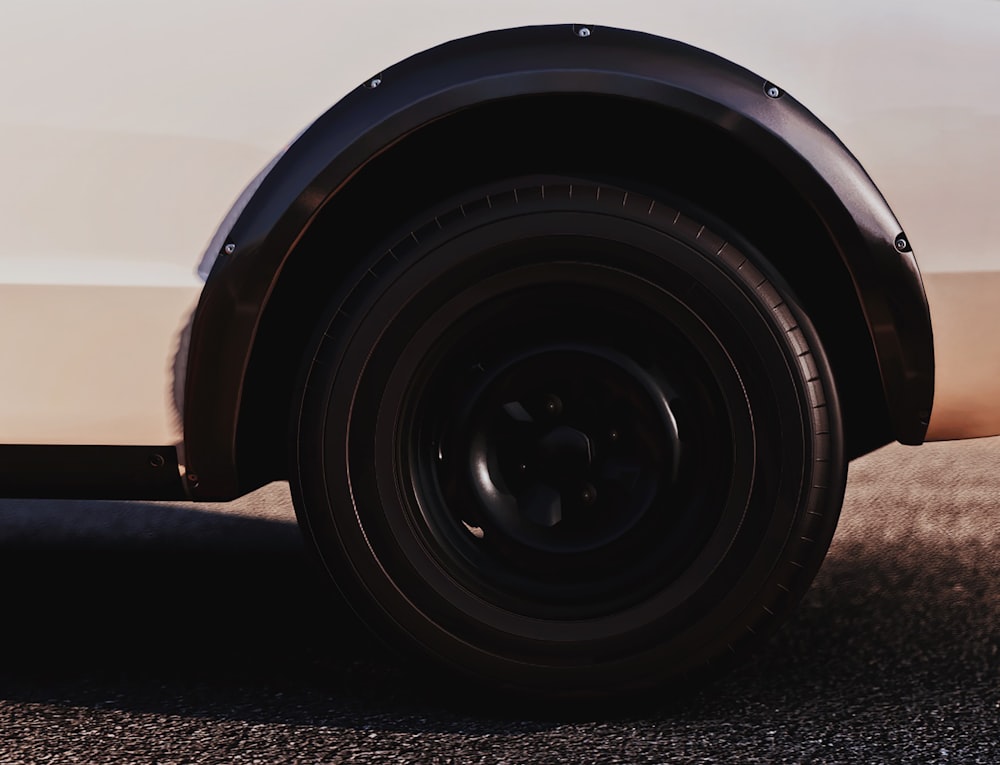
[0,498,379,689]
[0,456,996,734]
[0,497,555,730]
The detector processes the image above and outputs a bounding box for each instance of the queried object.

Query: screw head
[895,236,910,252]
[223,242,236,255]
[149,453,165,468]
[544,395,563,416]
[575,25,592,37]
[609,429,620,442]
[365,76,382,89]
[765,83,782,98]
[581,484,597,504]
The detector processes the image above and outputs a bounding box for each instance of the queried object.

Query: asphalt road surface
[0,439,998,764]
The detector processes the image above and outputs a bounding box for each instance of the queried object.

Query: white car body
[1,0,999,451]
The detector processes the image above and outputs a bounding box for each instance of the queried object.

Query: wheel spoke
[517,484,562,527]
[502,400,535,423]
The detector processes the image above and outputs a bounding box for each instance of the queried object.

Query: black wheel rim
[356,234,760,622]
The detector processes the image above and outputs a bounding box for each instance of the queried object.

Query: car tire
[290,178,846,699]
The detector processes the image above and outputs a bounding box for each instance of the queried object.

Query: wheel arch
[182,23,933,500]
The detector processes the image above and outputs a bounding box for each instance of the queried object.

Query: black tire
[291,178,846,699]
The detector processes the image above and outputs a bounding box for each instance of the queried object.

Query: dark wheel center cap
[534,424,593,476]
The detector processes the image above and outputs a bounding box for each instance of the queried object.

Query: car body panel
[1,0,998,450]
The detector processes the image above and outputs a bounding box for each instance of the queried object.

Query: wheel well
[236,93,891,486]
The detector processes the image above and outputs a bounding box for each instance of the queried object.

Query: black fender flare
[183,23,933,500]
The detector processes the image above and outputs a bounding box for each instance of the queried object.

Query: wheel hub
[461,346,679,555]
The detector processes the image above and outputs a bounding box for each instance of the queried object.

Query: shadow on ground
[0,442,997,741]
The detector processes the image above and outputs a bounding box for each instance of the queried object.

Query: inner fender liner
[183,24,933,500]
